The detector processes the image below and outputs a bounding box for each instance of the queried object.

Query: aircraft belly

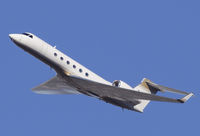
[101,97,140,111]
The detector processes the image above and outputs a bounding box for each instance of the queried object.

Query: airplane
[9,32,194,113]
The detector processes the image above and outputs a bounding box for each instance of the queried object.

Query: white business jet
[9,32,193,112]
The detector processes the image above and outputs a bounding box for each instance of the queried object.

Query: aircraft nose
[9,34,21,42]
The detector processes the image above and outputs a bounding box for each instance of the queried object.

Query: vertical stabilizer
[133,78,158,112]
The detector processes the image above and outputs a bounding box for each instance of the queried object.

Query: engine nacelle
[112,80,133,90]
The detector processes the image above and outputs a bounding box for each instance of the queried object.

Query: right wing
[32,75,80,95]
[67,75,193,103]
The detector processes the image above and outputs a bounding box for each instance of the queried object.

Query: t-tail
[133,78,193,113]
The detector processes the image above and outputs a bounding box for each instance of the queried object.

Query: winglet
[178,93,194,103]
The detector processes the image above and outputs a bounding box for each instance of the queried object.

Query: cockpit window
[22,33,29,36]
[22,33,33,39]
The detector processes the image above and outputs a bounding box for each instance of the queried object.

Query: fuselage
[9,32,111,85]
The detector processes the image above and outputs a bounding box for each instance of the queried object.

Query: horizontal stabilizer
[145,79,190,95]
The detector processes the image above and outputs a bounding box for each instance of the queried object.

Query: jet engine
[112,80,133,90]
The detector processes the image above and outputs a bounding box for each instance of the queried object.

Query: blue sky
[0,0,199,135]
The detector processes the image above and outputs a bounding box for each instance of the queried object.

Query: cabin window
[60,57,64,60]
[85,72,89,77]
[79,69,82,73]
[54,53,57,56]
[66,61,70,64]
[73,65,76,69]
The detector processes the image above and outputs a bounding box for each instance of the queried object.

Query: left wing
[32,75,80,95]
[67,75,193,103]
